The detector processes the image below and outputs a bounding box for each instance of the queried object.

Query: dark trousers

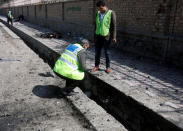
[54,72,82,92]
[65,78,82,91]
[95,35,111,68]
[7,18,13,25]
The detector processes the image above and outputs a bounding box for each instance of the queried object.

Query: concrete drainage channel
[1,19,182,131]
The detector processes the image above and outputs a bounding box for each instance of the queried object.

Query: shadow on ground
[32,85,62,99]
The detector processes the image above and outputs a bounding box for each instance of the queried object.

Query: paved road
[0,22,94,131]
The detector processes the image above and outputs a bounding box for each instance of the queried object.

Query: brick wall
[22,6,28,19]
[46,3,63,32]
[64,1,93,25]
[35,5,46,26]
[14,7,20,17]
[27,5,36,24]
[169,0,183,35]
[47,3,62,21]
[0,0,183,67]
[63,0,94,37]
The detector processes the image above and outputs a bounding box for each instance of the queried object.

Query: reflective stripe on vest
[73,47,83,55]
[64,50,78,61]
[59,44,83,69]
[59,57,78,69]
[95,10,112,36]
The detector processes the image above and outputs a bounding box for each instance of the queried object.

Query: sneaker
[91,67,99,72]
[106,68,111,73]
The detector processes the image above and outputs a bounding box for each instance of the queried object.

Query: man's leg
[60,79,82,95]
[10,19,13,25]
[95,36,103,68]
[104,39,111,72]
[54,72,79,95]
[65,79,76,92]
[7,18,10,24]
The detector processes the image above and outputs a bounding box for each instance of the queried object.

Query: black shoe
[63,90,78,96]
[60,88,78,96]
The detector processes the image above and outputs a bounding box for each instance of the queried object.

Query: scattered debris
[36,32,62,39]
[159,103,163,106]
[0,114,11,118]
[42,113,47,116]
[14,15,24,22]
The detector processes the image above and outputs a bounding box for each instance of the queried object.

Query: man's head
[96,1,107,13]
[80,38,90,49]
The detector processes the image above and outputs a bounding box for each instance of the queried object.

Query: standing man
[7,11,13,25]
[91,0,117,73]
[54,38,90,95]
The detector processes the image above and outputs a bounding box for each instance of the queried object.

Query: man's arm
[110,11,117,42]
[78,49,87,71]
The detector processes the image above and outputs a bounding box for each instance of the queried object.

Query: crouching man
[54,38,90,96]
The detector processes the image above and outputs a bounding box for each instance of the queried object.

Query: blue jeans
[95,35,111,68]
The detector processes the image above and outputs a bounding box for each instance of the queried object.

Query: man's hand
[112,38,117,44]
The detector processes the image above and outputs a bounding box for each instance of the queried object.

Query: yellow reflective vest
[8,11,13,19]
[54,44,84,80]
[95,10,112,36]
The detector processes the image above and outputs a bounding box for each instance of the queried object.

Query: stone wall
[27,5,36,24]
[0,0,183,67]
[46,3,63,32]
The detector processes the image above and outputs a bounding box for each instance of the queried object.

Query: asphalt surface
[0,22,94,131]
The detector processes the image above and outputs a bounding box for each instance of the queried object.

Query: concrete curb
[1,19,182,131]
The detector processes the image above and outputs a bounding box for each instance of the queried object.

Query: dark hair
[96,1,106,7]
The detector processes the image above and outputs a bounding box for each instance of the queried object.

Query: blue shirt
[100,12,106,23]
